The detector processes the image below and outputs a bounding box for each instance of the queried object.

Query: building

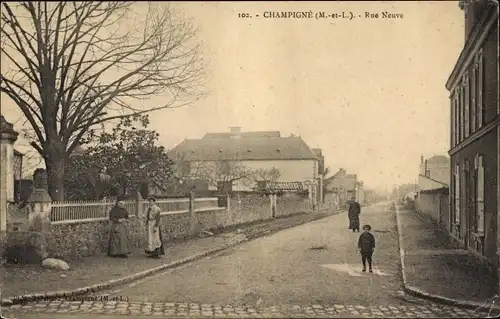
[446,0,499,276]
[324,168,364,206]
[168,127,321,201]
[418,155,451,191]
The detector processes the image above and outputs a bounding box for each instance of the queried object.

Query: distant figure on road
[107,197,131,258]
[348,196,361,232]
[145,197,165,258]
[358,224,376,273]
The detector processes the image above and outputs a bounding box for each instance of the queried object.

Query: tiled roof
[203,131,281,139]
[169,136,318,161]
[253,181,305,191]
[427,155,449,164]
[268,181,305,191]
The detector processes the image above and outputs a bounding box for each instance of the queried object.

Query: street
[3,202,490,317]
[96,202,402,306]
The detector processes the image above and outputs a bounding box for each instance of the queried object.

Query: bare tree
[1,2,205,200]
[253,167,282,192]
[196,161,256,191]
[171,156,256,192]
[317,166,333,203]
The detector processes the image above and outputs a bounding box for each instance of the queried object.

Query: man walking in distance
[348,196,361,232]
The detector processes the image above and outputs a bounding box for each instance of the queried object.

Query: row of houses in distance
[324,168,365,207]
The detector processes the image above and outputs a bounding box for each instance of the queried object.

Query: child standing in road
[358,224,375,273]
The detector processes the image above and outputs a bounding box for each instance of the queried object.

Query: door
[463,162,470,249]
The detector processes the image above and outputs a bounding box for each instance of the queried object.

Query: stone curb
[393,203,500,312]
[1,209,339,307]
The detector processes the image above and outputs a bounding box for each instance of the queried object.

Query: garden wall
[46,192,311,260]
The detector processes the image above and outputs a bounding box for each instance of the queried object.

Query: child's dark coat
[358,232,375,253]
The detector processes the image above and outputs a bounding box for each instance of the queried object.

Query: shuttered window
[476,155,485,234]
[477,51,484,128]
[464,75,470,138]
[470,68,476,132]
[455,164,461,224]
[451,94,456,147]
[455,91,460,145]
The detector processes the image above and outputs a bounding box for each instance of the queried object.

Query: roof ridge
[418,174,448,186]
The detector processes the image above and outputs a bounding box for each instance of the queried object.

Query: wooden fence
[50,197,220,223]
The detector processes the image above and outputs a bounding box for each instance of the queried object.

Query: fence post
[135,191,143,218]
[189,191,196,235]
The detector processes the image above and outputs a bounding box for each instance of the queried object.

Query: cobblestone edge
[394,203,500,312]
[1,210,338,307]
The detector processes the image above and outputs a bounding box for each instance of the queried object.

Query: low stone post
[189,190,196,235]
[270,193,277,218]
[27,169,52,232]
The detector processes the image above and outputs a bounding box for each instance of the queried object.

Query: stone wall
[44,192,310,260]
[414,188,450,230]
[276,192,311,217]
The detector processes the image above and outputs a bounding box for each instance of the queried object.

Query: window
[460,82,465,141]
[475,154,485,234]
[217,181,233,193]
[458,88,462,142]
[476,51,484,128]
[464,75,470,138]
[455,90,460,145]
[220,160,231,174]
[454,164,460,224]
[451,95,456,147]
[179,161,191,176]
[470,68,476,133]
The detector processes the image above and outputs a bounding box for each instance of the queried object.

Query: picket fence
[50,197,220,223]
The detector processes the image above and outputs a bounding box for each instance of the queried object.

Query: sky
[1,1,464,191]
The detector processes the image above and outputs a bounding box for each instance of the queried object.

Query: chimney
[229,126,242,139]
[461,0,489,40]
[229,126,241,134]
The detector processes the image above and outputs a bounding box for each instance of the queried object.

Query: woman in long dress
[107,198,131,258]
[145,197,165,258]
[348,197,361,232]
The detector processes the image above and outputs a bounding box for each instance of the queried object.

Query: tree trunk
[45,156,66,201]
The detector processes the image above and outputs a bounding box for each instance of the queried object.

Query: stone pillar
[4,169,51,264]
[0,115,19,245]
[27,169,52,233]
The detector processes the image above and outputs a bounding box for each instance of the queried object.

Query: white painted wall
[418,175,447,191]
[233,159,318,191]
[356,186,364,205]
[182,159,318,191]
[419,162,450,186]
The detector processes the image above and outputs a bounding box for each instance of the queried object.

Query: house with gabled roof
[418,155,450,189]
[168,127,321,194]
[324,168,364,206]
